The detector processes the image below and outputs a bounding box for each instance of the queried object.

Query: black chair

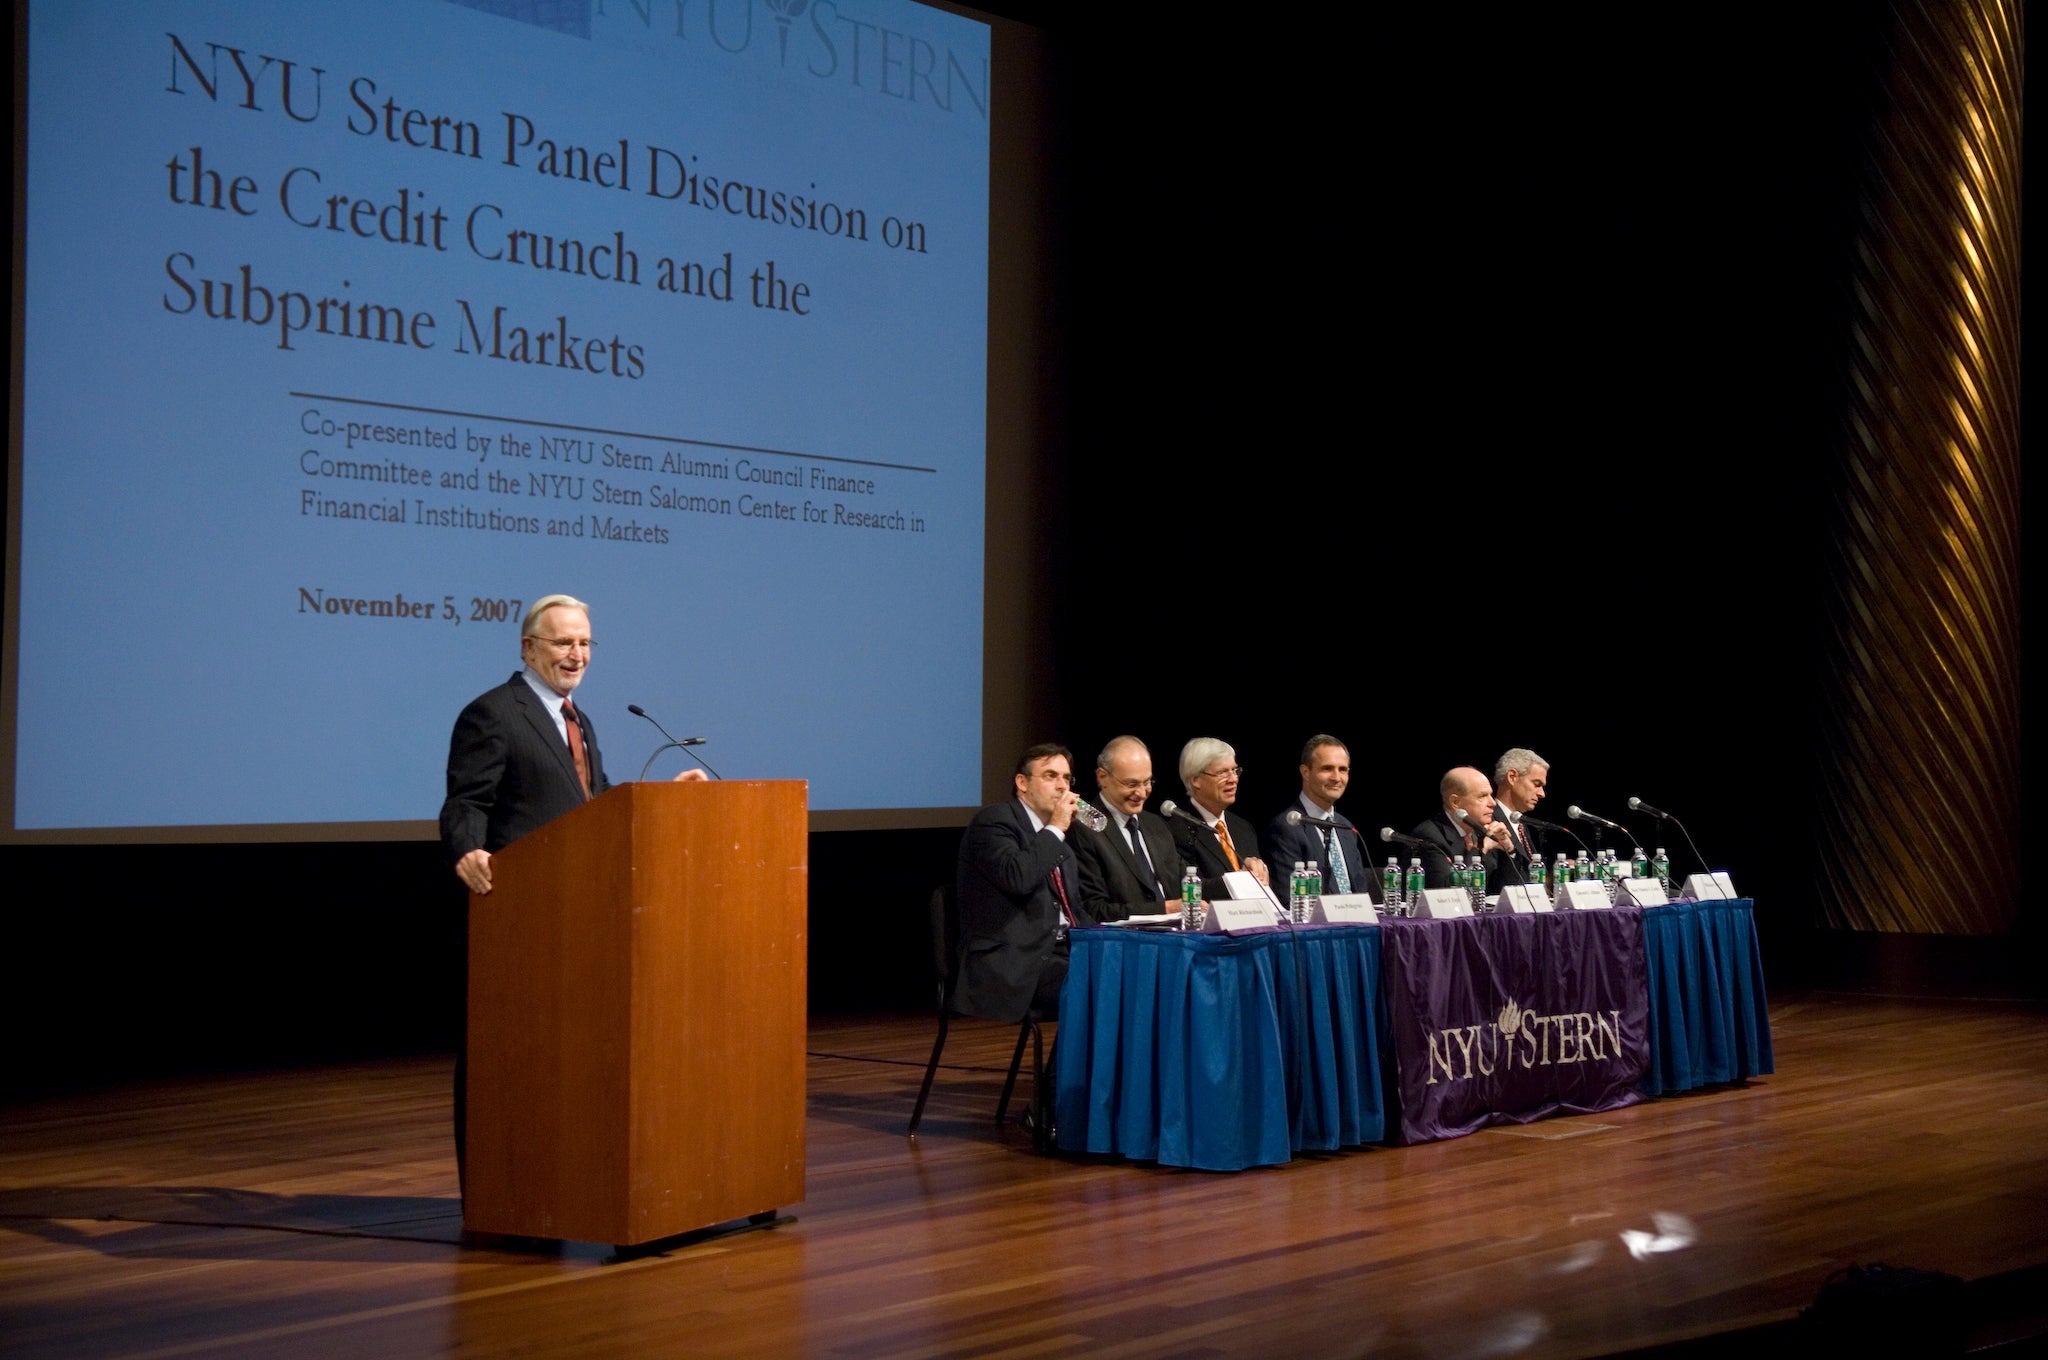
[907,884,1051,1152]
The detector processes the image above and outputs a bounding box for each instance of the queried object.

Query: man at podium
[440,593,703,896]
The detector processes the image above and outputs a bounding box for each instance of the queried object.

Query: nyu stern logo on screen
[592,0,988,120]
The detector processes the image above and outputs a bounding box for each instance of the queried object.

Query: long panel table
[1053,900,1770,1170]
[1053,924,1383,1170]
[1639,898,1774,1096]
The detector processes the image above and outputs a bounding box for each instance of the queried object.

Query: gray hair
[522,594,589,637]
[1493,747,1548,788]
[1179,737,1236,793]
[1096,735,1149,775]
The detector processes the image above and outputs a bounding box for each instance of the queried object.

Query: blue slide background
[17,0,989,829]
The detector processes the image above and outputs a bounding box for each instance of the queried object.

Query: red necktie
[1050,865,1074,927]
[561,697,591,800]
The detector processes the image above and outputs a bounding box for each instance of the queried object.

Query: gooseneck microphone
[1380,827,1427,849]
[1567,805,1624,833]
[1520,812,1588,852]
[1626,796,1716,879]
[629,704,722,781]
[1286,808,1339,830]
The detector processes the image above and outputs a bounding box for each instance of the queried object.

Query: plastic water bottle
[1181,865,1201,931]
[1384,857,1403,911]
[1450,854,1467,897]
[1653,847,1671,893]
[1406,857,1425,908]
[1468,856,1487,911]
[1530,854,1547,891]
[1307,859,1323,922]
[1290,862,1306,923]
[1631,846,1649,881]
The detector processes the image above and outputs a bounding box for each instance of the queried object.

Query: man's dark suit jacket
[440,672,609,863]
[1410,810,1507,891]
[1493,813,1542,893]
[1072,810,1183,922]
[1264,801,1378,900]
[1169,805,1264,902]
[954,799,1088,1023]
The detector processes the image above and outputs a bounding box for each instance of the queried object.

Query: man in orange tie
[1168,737,1270,901]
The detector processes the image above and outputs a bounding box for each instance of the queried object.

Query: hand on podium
[672,768,710,783]
[456,848,494,895]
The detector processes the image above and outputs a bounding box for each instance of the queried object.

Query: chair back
[927,883,960,994]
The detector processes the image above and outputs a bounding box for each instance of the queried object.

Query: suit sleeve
[440,696,505,864]
[961,811,1072,900]
[1071,828,1132,923]
[1413,819,1456,890]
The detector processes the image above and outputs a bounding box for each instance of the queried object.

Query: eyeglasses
[1197,766,1244,780]
[531,636,593,653]
[1106,777,1155,793]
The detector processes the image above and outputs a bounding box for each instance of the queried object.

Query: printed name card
[1556,880,1613,910]
[1681,871,1737,900]
[1414,888,1474,919]
[1618,877,1669,906]
[1201,898,1278,934]
[1311,894,1379,924]
[1498,884,1552,914]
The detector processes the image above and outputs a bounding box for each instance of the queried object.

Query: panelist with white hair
[1166,736,1270,899]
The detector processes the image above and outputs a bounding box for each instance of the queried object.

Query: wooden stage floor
[4,992,2046,1359]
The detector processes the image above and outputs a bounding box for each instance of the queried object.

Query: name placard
[1681,871,1737,900]
[1498,884,1552,914]
[1311,893,1379,924]
[1201,899,1278,934]
[1556,880,1613,910]
[1414,887,1474,919]
[1618,877,1669,906]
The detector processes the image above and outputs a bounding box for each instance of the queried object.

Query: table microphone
[1627,797,1716,880]
[1520,812,1588,852]
[1286,808,1339,830]
[1158,800,1209,829]
[1567,805,1624,832]
[1379,827,1427,848]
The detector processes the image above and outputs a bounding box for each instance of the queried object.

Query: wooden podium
[463,779,807,1245]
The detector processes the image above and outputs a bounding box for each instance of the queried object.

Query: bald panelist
[1071,735,1186,922]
